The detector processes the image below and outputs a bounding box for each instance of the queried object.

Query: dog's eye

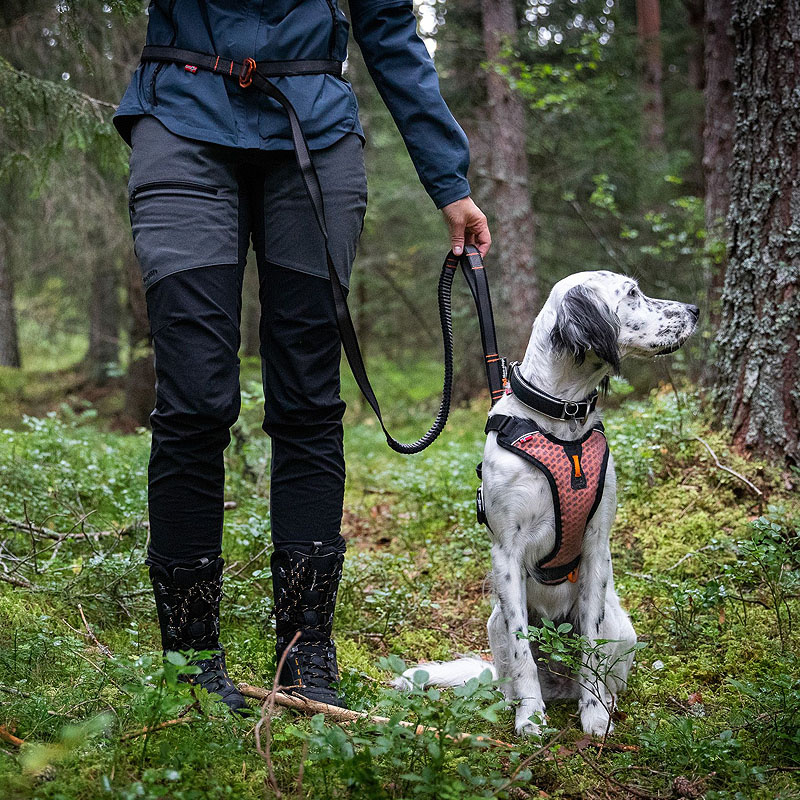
[627,287,638,298]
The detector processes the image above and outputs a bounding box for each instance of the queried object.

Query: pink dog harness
[478,414,609,585]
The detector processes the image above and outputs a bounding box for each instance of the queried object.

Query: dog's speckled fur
[395,271,698,736]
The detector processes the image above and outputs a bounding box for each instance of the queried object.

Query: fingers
[450,227,466,256]
[441,196,492,259]
[463,214,491,259]
[473,216,492,259]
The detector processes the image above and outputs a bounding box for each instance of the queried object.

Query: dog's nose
[687,304,700,320]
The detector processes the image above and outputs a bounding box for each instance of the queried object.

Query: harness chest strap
[481,414,610,585]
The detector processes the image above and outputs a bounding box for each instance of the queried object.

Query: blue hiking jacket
[115,0,471,209]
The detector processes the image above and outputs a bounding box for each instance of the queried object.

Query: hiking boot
[271,540,346,708]
[149,556,249,714]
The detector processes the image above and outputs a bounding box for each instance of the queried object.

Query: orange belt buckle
[239,57,256,88]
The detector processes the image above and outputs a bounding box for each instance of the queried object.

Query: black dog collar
[508,362,598,422]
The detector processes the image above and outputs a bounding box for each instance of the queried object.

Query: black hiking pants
[128,116,367,566]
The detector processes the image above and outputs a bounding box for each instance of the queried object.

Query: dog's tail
[391,657,497,692]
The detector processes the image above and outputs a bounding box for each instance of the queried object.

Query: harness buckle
[476,485,487,525]
[500,356,509,389]
[239,57,256,88]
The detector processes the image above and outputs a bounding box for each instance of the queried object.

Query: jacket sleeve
[350,0,471,209]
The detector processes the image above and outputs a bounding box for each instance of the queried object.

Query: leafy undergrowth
[0,364,798,799]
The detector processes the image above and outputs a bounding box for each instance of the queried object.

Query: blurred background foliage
[0,0,719,428]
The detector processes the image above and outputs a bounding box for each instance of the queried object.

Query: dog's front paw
[515,704,546,737]
[579,698,613,737]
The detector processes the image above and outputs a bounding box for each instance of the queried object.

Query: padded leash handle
[458,246,507,406]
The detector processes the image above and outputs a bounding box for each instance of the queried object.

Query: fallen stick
[0,513,141,541]
[238,683,512,748]
[253,631,301,798]
[120,717,194,740]
[0,572,33,589]
[0,725,24,747]
[78,604,114,659]
[688,436,763,497]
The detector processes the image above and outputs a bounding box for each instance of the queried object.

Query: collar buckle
[509,363,598,425]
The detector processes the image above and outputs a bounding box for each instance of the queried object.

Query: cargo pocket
[129,180,239,291]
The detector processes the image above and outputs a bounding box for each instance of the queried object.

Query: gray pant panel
[127,115,367,290]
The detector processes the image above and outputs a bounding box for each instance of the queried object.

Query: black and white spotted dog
[396,271,699,736]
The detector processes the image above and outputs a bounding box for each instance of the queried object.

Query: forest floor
[0,358,798,799]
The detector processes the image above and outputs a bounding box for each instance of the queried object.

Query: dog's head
[548,271,699,371]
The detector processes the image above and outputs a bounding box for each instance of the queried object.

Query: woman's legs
[254,134,367,706]
[128,115,367,708]
[128,116,251,712]
[129,115,250,566]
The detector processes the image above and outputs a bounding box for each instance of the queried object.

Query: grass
[0,358,798,799]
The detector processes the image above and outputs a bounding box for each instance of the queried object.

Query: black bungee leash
[140,48,507,453]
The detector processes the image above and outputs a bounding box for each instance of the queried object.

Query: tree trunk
[480,0,538,362]
[123,253,155,428]
[713,0,800,466]
[242,256,261,358]
[684,0,706,93]
[703,0,735,248]
[86,255,121,384]
[683,0,705,196]
[636,0,666,152]
[0,229,21,368]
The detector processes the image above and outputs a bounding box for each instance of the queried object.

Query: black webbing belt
[141,46,343,78]
[140,47,506,453]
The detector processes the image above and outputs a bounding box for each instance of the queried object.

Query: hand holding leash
[441,196,492,258]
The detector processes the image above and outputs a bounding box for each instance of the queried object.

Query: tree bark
[241,257,261,358]
[0,229,21,368]
[683,0,706,196]
[713,0,800,466]
[636,0,666,152]
[86,255,121,384]
[480,0,538,362]
[684,0,706,93]
[123,253,155,428]
[703,0,735,242]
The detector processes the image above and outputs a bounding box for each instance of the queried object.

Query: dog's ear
[550,285,621,372]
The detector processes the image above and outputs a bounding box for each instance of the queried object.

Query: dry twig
[575,747,658,799]
[688,436,763,497]
[0,513,139,542]
[253,630,302,798]
[0,571,33,589]
[240,682,513,748]
[120,717,195,740]
[78,604,114,659]
[0,725,24,747]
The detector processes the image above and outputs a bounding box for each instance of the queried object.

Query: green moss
[0,387,798,798]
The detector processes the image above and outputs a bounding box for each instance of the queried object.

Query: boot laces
[187,652,238,698]
[287,641,338,687]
